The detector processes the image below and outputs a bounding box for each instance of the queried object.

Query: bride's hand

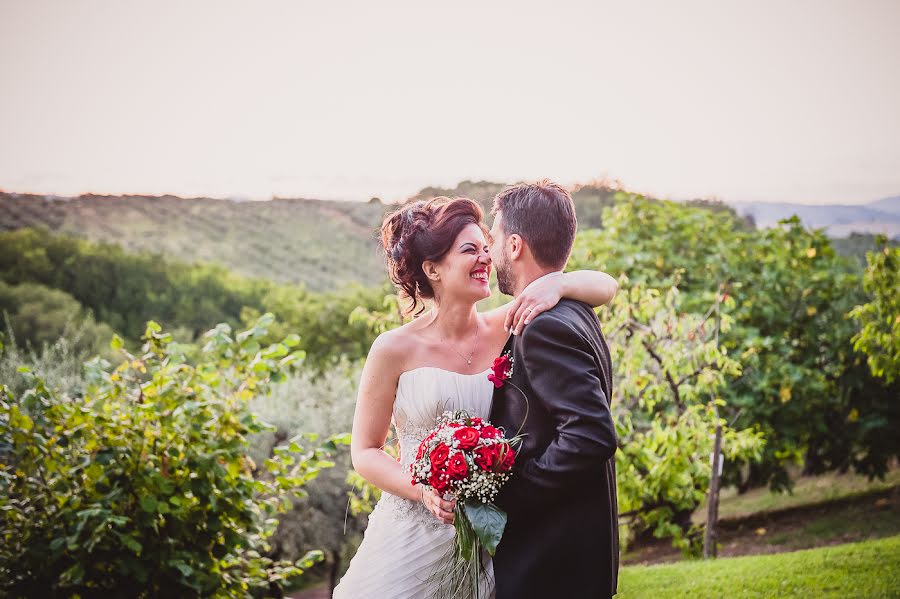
[420,485,456,525]
[504,272,564,335]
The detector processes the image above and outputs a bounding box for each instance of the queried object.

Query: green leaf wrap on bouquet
[464,500,507,556]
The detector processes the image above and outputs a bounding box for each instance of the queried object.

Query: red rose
[488,354,512,388]
[446,452,469,480]
[453,426,480,450]
[468,417,483,427]
[479,425,501,439]
[490,442,504,463]
[417,431,436,460]
[429,471,449,493]
[429,444,450,469]
[473,445,496,471]
[497,443,515,472]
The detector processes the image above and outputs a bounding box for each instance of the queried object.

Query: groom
[487,180,619,598]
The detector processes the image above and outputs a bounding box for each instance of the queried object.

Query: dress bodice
[376,366,494,528]
[393,366,494,469]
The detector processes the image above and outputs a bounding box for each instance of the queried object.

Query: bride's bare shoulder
[366,321,421,369]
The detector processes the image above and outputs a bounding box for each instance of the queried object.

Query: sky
[1,0,899,205]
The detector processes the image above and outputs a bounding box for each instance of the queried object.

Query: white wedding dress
[333,366,496,599]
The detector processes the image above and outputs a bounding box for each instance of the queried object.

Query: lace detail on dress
[375,423,452,530]
[396,425,434,468]
[373,492,451,531]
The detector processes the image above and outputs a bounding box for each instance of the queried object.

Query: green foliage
[0,321,90,399]
[617,535,900,598]
[0,228,388,371]
[831,232,895,267]
[604,282,764,553]
[571,193,738,308]
[720,219,896,488]
[571,198,900,492]
[243,282,392,371]
[850,236,900,383]
[0,227,271,342]
[0,280,115,356]
[568,180,622,229]
[0,315,347,597]
[247,359,366,583]
[348,292,410,335]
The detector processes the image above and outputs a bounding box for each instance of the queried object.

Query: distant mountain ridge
[726,196,900,238]
[867,195,900,215]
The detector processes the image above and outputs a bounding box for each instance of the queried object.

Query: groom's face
[488,213,516,296]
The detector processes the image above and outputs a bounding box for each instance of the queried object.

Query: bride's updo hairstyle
[381,196,486,316]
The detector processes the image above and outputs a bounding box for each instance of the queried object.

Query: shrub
[0,315,346,598]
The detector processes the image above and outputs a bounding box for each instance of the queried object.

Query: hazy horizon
[2,1,899,205]
[1,180,898,208]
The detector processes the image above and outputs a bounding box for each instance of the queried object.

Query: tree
[0,280,114,356]
[722,219,897,488]
[850,235,900,384]
[0,228,388,371]
[602,281,764,553]
[570,199,900,492]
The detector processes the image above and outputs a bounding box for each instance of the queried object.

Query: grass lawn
[694,466,900,524]
[617,534,900,598]
[626,483,900,565]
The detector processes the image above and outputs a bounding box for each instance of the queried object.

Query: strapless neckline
[398,365,492,380]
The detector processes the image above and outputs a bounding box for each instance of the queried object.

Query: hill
[409,179,624,229]
[867,195,900,215]
[0,181,631,290]
[0,192,389,292]
[2,183,888,291]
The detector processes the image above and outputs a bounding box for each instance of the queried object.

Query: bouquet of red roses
[409,410,518,597]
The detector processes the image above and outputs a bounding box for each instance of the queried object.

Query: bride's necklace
[440,318,479,365]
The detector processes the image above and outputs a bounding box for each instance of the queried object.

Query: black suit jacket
[489,299,619,599]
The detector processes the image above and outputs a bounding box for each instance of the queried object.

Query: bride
[332,196,617,598]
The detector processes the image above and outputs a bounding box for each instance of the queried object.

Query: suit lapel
[489,334,516,421]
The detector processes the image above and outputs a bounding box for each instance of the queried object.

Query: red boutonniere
[488,352,513,388]
[487,351,530,437]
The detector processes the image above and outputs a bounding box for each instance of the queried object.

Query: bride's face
[426,223,492,304]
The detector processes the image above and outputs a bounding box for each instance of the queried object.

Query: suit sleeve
[497,313,617,512]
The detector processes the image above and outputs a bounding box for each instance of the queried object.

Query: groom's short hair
[491,179,577,270]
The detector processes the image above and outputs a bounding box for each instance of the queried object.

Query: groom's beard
[496,250,516,296]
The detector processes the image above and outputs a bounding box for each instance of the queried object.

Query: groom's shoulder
[519,299,599,345]
[521,299,589,338]
[540,298,597,325]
